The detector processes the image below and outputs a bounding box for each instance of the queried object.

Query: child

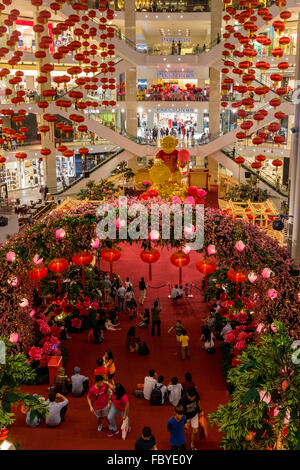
[167,406,187,451]
[184,283,189,297]
[179,329,190,360]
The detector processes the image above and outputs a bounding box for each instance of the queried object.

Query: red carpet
[9,190,229,450]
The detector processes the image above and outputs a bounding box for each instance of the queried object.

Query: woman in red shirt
[107,383,130,437]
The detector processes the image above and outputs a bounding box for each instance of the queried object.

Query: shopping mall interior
[0,0,299,455]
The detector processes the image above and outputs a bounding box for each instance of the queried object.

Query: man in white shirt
[143,369,157,400]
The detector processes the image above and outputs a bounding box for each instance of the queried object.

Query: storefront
[1,157,44,192]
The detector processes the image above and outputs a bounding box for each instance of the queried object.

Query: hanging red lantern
[251,161,262,170]
[48,258,69,293]
[101,247,121,279]
[170,250,190,285]
[196,259,217,292]
[72,251,93,285]
[29,266,48,297]
[227,268,246,299]
[272,159,283,170]
[140,248,160,282]
[256,154,266,162]
[235,156,245,166]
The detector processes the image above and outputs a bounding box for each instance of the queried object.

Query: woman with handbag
[201,325,216,354]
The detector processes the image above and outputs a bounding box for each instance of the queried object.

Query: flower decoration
[55,228,66,240]
[207,244,217,255]
[197,189,207,198]
[0,428,9,441]
[19,298,29,308]
[91,238,100,249]
[142,180,152,189]
[33,254,43,265]
[71,318,82,329]
[248,272,257,283]
[6,251,16,262]
[7,277,19,287]
[9,333,19,343]
[262,267,273,279]
[171,196,182,204]
[235,240,246,252]
[268,289,278,299]
[184,196,195,204]
[28,346,43,361]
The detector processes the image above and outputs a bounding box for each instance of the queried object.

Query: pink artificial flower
[207,244,217,255]
[297,293,300,302]
[184,224,195,236]
[91,301,99,309]
[116,217,126,229]
[197,189,207,198]
[71,318,82,329]
[50,336,60,344]
[19,298,29,308]
[9,333,19,343]
[235,240,246,252]
[273,408,279,417]
[268,288,278,299]
[259,390,271,404]
[182,245,191,254]
[90,191,94,195]
[29,309,36,318]
[284,409,290,425]
[248,272,257,283]
[6,251,16,262]
[262,268,273,279]
[256,323,265,333]
[33,254,43,265]
[42,342,52,354]
[184,196,195,204]
[171,196,182,204]
[28,346,43,361]
[7,277,19,287]
[149,230,159,240]
[91,238,100,249]
[271,323,278,332]
[142,180,152,188]
[55,228,66,239]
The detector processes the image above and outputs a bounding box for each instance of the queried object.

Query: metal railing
[222,144,288,197]
[53,146,124,195]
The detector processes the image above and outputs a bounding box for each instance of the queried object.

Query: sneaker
[97,425,102,431]
[107,429,119,437]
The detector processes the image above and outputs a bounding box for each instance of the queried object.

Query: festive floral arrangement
[77,179,118,201]
[225,180,268,203]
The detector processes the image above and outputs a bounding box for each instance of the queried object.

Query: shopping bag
[121,417,129,440]
[198,411,208,440]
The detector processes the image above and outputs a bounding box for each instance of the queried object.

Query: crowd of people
[140,84,209,102]
[21,273,234,450]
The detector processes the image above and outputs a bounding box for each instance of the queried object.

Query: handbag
[121,416,129,440]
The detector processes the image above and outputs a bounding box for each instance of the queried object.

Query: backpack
[150,384,163,406]
[137,342,149,356]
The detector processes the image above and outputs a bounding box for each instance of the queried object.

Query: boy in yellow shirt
[179,329,190,360]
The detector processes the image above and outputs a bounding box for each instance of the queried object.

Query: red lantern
[72,251,93,285]
[48,258,69,293]
[196,259,217,292]
[235,156,245,166]
[140,248,160,281]
[101,247,121,279]
[272,159,283,170]
[29,266,48,297]
[227,268,246,299]
[170,250,190,285]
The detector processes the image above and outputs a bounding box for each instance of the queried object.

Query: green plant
[0,339,49,428]
[210,322,300,450]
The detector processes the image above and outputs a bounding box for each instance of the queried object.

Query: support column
[34,14,57,193]
[124,0,137,137]
[289,13,300,264]
[209,0,222,136]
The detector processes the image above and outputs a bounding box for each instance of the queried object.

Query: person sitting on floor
[54,367,70,395]
[126,326,140,352]
[45,392,69,427]
[143,369,158,400]
[171,285,182,301]
[104,312,121,331]
[138,308,150,328]
[71,367,89,397]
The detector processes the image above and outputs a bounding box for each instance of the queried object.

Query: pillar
[209,0,222,136]
[197,110,204,132]
[288,13,300,264]
[124,0,137,137]
[34,14,57,193]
